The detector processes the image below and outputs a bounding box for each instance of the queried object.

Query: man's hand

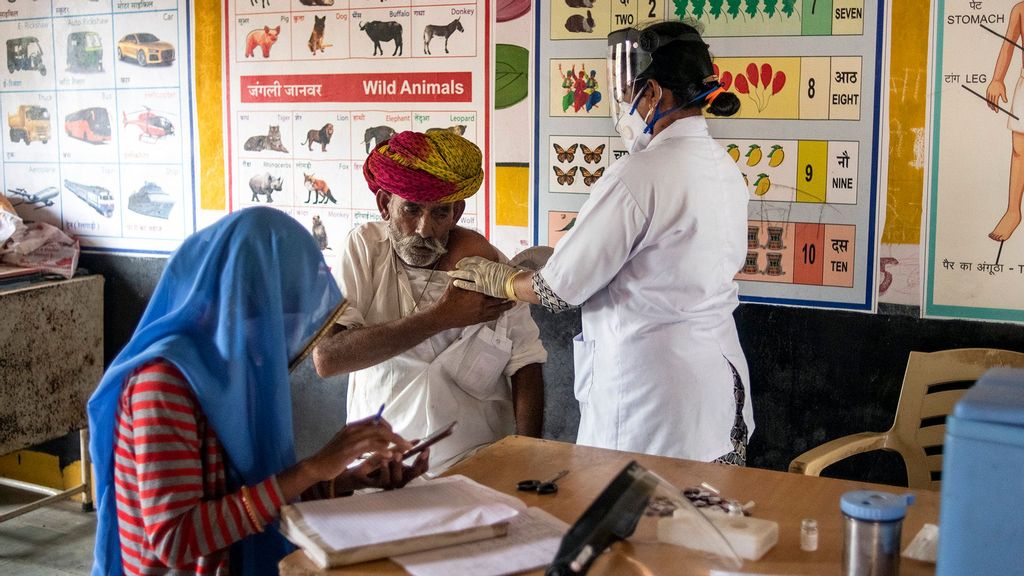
[448,256,520,300]
[428,280,514,330]
[987,79,1007,112]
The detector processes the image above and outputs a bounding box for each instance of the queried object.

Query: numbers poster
[536,0,885,311]
[925,0,1024,322]
[224,0,489,259]
[0,0,196,254]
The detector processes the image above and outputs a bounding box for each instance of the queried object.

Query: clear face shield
[607,28,650,123]
[546,461,742,575]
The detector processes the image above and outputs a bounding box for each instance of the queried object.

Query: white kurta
[333,222,547,472]
[541,116,754,462]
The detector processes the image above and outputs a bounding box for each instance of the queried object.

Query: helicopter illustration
[6,186,59,209]
[122,107,175,142]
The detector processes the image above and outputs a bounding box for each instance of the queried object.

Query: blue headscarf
[88,207,343,575]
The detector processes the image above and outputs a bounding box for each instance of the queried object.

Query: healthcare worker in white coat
[450,21,754,464]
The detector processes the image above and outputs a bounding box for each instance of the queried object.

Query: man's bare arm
[313,281,513,376]
[510,363,544,437]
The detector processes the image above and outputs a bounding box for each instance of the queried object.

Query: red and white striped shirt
[114,359,285,575]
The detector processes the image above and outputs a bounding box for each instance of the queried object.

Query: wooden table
[280,436,938,575]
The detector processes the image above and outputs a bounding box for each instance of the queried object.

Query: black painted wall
[79,253,1024,485]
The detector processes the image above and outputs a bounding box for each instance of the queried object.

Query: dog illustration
[363,125,396,153]
[359,20,403,56]
[311,215,329,250]
[249,172,282,203]
[304,172,337,204]
[243,125,288,153]
[423,18,463,55]
[426,125,466,136]
[565,10,595,33]
[299,0,334,4]
[308,15,332,54]
[245,25,281,58]
[301,123,334,151]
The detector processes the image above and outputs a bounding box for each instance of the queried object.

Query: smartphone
[402,420,456,461]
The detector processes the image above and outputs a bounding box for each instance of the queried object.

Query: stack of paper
[280,475,523,569]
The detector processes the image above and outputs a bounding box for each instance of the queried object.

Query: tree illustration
[691,0,708,19]
[709,0,725,19]
[726,0,742,18]
[673,0,690,20]
[781,0,796,17]
[744,0,759,19]
[763,0,778,18]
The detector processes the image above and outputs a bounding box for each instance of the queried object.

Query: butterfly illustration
[553,143,578,163]
[581,166,604,186]
[553,166,578,186]
[581,144,605,164]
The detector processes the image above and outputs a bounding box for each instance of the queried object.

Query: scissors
[517,469,569,495]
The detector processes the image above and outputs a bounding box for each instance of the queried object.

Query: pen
[373,403,385,425]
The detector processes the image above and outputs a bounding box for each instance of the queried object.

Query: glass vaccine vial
[801,518,819,552]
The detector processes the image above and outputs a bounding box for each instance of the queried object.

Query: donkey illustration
[359,20,403,56]
[423,18,463,55]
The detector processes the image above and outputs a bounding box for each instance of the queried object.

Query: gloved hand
[448,256,521,300]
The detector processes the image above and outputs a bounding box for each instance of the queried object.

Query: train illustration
[64,179,114,217]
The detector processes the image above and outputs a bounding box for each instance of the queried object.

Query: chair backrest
[888,348,1024,490]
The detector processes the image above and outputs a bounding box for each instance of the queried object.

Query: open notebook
[279,475,522,569]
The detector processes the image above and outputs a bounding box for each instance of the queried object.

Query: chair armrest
[788,432,888,477]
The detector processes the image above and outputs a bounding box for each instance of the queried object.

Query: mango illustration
[754,173,771,196]
[768,145,785,167]
[745,144,762,167]
[727,144,740,163]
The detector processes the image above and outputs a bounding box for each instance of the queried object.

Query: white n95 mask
[614,86,655,154]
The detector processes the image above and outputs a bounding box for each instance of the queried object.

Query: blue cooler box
[937,368,1024,576]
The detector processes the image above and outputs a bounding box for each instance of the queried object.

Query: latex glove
[448,256,520,300]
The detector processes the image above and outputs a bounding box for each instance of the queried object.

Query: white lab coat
[541,116,753,462]
[333,222,547,472]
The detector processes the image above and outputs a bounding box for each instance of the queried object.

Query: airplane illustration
[7,186,58,209]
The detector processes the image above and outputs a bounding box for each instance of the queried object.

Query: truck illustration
[64,179,114,217]
[8,105,50,145]
[6,37,47,76]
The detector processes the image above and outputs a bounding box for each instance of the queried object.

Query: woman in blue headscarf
[88,207,428,575]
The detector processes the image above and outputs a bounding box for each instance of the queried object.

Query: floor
[0,484,95,575]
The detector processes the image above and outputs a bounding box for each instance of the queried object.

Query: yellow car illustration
[116,33,174,67]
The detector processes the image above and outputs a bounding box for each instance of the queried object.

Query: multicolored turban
[363,130,484,204]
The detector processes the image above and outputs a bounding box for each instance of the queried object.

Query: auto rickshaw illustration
[6,37,47,76]
[67,31,103,73]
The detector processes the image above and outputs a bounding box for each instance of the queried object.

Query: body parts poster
[224,0,489,259]
[926,0,1024,322]
[1,0,196,254]
[535,0,883,311]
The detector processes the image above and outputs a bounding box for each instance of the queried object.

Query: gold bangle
[240,486,264,533]
[505,271,522,301]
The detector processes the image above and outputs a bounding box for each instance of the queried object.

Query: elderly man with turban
[314,131,547,472]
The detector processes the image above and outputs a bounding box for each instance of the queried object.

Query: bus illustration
[65,107,111,144]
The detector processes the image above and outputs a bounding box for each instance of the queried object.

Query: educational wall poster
[535,0,884,311]
[224,0,489,266]
[0,1,197,254]
[925,0,1024,322]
